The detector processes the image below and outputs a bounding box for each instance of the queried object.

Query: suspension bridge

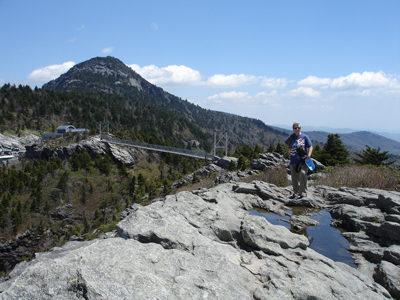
[104,138,215,160]
[100,121,230,161]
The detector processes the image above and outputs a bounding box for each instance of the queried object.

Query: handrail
[103,138,215,160]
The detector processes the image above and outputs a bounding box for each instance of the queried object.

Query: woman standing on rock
[285,122,313,199]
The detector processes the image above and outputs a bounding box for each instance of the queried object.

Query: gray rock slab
[324,190,366,206]
[0,183,394,299]
[329,204,385,230]
[288,215,321,231]
[385,214,400,223]
[215,156,238,170]
[384,245,400,266]
[241,214,310,250]
[1,238,259,300]
[374,261,400,300]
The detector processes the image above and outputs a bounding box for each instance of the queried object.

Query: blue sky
[1,1,399,134]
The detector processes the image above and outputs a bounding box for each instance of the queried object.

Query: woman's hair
[292,122,301,129]
[287,133,295,146]
[287,122,301,146]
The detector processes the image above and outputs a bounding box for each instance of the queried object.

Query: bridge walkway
[103,138,215,160]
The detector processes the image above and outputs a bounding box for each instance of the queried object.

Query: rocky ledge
[25,136,138,167]
[0,133,40,150]
[1,181,399,299]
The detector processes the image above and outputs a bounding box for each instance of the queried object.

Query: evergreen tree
[94,154,111,175]
[229,159,238,171]
[275,142,289,159]
[57,171,70,193]
[163,179,171,196]
[311,144,323,162]
[128,175,136,196]
[83,216,91,234]
[80,184,87,204]
[10,207,20,233]
[319,134,350,166]
[237,155,247,171]
[267,143,276,153]
[79,149,93,171]
[253,144,264,157]
[69,152,81,171]
[353,145,394,166]
[137,173,145,187]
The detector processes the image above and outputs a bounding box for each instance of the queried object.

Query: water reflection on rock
[250,207,357,268]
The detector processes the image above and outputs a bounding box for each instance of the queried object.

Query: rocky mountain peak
[42,56,144,92]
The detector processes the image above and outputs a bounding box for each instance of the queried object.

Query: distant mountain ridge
[305,131,400,155]
[273,124,400,143]
[273,125,400,156]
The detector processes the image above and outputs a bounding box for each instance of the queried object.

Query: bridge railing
[104,138,215,160]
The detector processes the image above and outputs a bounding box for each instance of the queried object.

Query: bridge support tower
[213,129,228,157]
[99,120,110,140]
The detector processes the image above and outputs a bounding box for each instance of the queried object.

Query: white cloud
[27,61,75,82]
[260,77,288,89]
[287,87,321,98]
[206,74,259,88]
[256,90,279,98]
[255,91,280,106]
[102,47,114,54]
[128,64,202,86]
[330,71,398,89]
[127,64,287,90]
[206,91,252,104]
[298,71,400,93]
[298,75,332,87]
[152,23,158,30]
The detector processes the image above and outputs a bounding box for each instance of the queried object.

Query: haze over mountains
[42,56,400,156]
[274,124,400,144]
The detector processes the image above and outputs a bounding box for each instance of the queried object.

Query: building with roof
[57,125,76,134]
[42,125,88,140]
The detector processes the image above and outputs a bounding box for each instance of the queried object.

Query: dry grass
[171,164,291,194]
[171,175,217,194]
[312,165,400,191]
[167,164,400,196]
[241,165,290,187]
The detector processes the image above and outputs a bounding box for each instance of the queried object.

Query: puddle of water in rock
[250,208,356,268]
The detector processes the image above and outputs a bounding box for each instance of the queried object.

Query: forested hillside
[0,84,213,151]
[41,56,288,149]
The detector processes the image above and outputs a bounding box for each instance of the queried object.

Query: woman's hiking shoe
[289,193,297,199]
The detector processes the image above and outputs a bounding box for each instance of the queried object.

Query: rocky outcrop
[0,133,40,150]
[0,230,56,274]
[315,185,400,297]
[49,204,74,221]
[25,136,138,167]
[251,152,288,171]
[1,182,397,299]
[215,156,238,170]
[250,152,325,174]
[171,163,224,189]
